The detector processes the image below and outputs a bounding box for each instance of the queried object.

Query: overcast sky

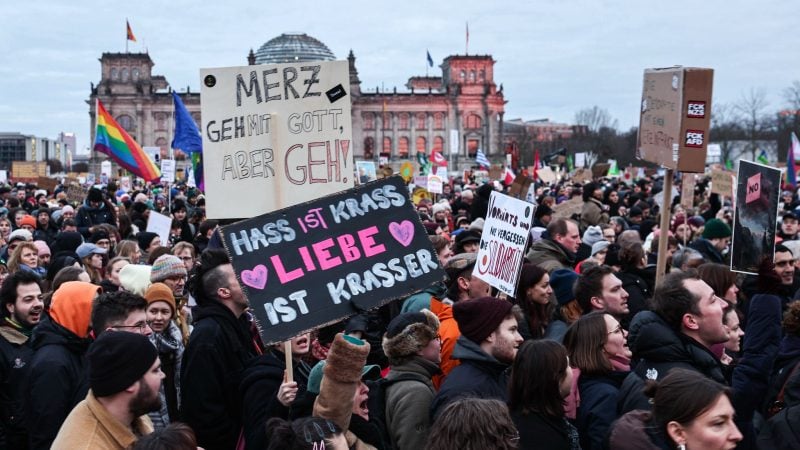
[1,0,797,153]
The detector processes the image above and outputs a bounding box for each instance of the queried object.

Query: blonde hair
[7,242,38,274]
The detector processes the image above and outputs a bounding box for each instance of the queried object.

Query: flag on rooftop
[94,99,160,182]
[126,20,136,42]
[427,50,434,68]
[475,149,490,168]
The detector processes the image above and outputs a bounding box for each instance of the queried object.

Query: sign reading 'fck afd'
[221,176,445,345]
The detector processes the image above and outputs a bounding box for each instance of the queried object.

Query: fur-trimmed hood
[382,309,439,363]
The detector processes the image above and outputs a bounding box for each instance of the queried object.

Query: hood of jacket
[451,335,509,375]
[527,238,576,266]
[628,310,724,382]
[50,281,101,338]
[30,314,92,353]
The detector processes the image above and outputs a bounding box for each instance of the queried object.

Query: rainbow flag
[94,99,160,182]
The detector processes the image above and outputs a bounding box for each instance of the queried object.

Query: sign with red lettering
[746,172,761,203]
[473,192,534,297]
[201,61,354,219]
[221,176,445,344]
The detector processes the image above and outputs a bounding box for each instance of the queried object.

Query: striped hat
[150,255,187,283]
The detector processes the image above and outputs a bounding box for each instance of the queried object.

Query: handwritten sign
[681,174,696,209]
[575,152,586,168]
[507,174,533,200]
[221,176,444,344]
[160,159,176,184]
[552,197,583,219]
[200,60,354,219]
[65,183,87,204]
[537,166,556,184]
[427,175,443,194]
[711,170,733,197]
[473,192,534,296]
[746,173,761,204]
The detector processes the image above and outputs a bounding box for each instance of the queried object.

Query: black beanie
[136,231,159,252]
[88,331,157,397]
[87,188,104,204]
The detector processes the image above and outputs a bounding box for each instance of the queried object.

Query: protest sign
[680,173,696,209]
[65,182,86,204]
[413,176,428,189]
[399,162,414,182]
[427,175,443,194]
[220,176,445,344]
[552,197,583,219]
[731,160,780,274]
[200,60,354,219]
[572,168,592,184]
[160,159,176,183]
[474,170,489,184]
[507,174,533,200]
[473,192,534,297]
[592,163,610,179]
[637,67,713,172]
[355,161,377,184]
[711,170,734,197]
[120,176,132,192]
[146,211,172,247]
[435,166,448,180]
[575,152,586,168]
[37,177,58,192]
[489,166,503,181]
[537,166,556,184]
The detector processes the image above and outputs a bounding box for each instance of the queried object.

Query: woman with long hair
[698,263,739,305]
[609,368,742,450]
[0,216,12,245]
[100,256,130,293]
[564,312,630,450]
[7,241,45,277]
[508,339,579,450]
[114,239,142,264]
[513,264,554,340]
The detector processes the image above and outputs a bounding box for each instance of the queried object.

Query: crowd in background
[0,169,799,449]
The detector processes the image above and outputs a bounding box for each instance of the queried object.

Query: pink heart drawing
[389,220,415,247]
[241,264,268,290]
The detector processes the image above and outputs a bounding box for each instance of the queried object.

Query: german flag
[126,20,136,42]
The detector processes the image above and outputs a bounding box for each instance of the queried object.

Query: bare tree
[709,102,742,164]
[734,88,770,160]
[574,106,619,133]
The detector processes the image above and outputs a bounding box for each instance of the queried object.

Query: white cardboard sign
[200,60,354,219]
[146,211,172,247]
[160,159,176,184]
[472,191,534,297]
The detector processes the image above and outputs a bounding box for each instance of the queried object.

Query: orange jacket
[430,298,460,389]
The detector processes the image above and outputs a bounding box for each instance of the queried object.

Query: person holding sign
[180,249,264,450]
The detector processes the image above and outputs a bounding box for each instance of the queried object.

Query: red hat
[19,215,36,229]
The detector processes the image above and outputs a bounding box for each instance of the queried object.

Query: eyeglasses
[608,324,624,335]
[110,321,150,332]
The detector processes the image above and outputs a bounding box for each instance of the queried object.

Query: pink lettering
[312,238,342,270]
[270,254,304,284]
[337,234,361,262]
[298,246,316,271]
[358,226,386,257]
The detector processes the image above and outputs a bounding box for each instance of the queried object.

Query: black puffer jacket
[0,325,34,450]
[618,311,725,414]
[429,335,510,420]
[26,315,92,450]
[74,199,115,239]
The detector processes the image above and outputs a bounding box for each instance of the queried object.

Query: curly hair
[783,300,800,336]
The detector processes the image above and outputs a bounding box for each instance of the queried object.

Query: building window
[117,115,135,132]
[110,68,118,80]
[191,112,201,129]
[434,113,445,130]
[155,113,167,131]
[364,137,374,159]
[398,113,409,130]
[416,113,426,130]
[382,137,392,155]
[469,70,476,82]
[363,113,375,130]
[460,70,466,81]
[121,68,129,82]
[132,68,140,81]
[467,139,479,157]
[416,136,427,153]
[433,136,444,153]
[398,137,409,157]
[465,114,482,129]
[155,137,168,153]
[382,112,392,130]
[479,69,486,81]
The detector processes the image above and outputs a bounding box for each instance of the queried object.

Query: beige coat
[51,390,153,450]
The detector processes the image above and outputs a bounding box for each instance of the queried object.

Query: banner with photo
[731,160,780,274]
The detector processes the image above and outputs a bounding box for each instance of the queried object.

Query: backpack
[366,372,430,450]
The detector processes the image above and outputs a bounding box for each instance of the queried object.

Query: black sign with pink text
[221,176,445,345]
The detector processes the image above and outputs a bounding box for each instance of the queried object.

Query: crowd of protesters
[1,168,800,450]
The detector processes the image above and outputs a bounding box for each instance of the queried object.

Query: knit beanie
[50,231,83,255]
[582,225,603,247]
[7,229,32,244]
[90,230,110,244]
[453,296,513,344]
[687,215,706,228]
[592,241,611,257]
[61,205,75,215]
[50,281,101,338]
[144,282,176,317]
[535,204,553,219]
[549,269,580,306]
[87,188,104,204]
[382,310,440,363]
[119,264,152,296]
[88,331,157,397]
[33,240,50,257]
[702,218,732,239]
[150,255,187,283]
[19,215,36,229]
[136,232,159,252]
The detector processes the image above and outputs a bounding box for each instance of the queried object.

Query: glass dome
[254,33,336,64]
